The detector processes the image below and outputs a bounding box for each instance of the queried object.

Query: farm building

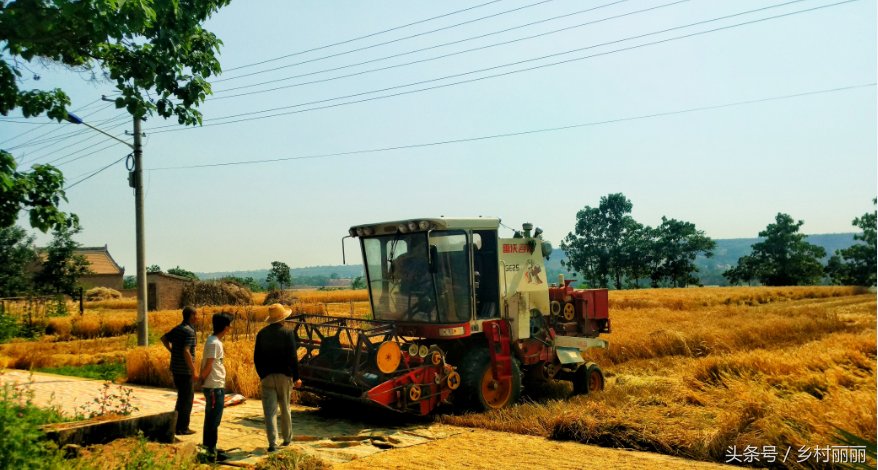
[147,272,193,311]
[75,246,125,290]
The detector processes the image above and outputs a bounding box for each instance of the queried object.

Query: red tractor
[290,218,610,415]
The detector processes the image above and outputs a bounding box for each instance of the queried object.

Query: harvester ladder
[485,319,512,380]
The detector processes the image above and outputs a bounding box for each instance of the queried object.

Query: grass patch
[36,362,125,381]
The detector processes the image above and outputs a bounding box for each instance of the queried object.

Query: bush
[0,381,67,469]
[84,287,122,302]
[181,281,252,307]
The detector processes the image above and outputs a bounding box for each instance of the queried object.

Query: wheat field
[1,286,873,467]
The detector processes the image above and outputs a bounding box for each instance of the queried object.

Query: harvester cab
[289,218,611,415]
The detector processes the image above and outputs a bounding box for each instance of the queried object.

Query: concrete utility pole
[133,116,148,346]
[67,106,148,345]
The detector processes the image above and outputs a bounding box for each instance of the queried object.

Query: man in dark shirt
[254,303,301,452]
[161,305,198,435]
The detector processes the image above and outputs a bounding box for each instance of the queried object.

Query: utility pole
[69,103,148,345]
[133,116,148,346]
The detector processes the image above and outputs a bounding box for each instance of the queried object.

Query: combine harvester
[290,218,610,415]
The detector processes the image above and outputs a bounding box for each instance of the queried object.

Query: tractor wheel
[572,363,604,396]
[458,347,522,411]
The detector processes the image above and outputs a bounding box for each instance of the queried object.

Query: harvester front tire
[458,348,522,411]
[572,363,604,396]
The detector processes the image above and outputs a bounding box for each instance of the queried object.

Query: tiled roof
[75,247,123,275]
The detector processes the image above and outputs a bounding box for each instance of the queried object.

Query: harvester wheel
[572,363,604,395]
[458,348,522,411]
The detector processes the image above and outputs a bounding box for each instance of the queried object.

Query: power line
[18,114,129,166]
[45,120,134,167]
[212,0,650,99]
[146,83,875,171]
[223,0,505,73]
[149,0,853,133]
[214,0,555,83]
[1,99,106,148]
[64,154,128,190]
[7,109,125,152]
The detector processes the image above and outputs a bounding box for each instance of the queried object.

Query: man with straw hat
[254,303,301,453]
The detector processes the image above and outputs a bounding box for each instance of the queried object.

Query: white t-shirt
[201,335,225,389]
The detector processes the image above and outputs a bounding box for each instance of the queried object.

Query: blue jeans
[202,388,225,453]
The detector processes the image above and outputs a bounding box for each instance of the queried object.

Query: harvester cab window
[362,230,472,324]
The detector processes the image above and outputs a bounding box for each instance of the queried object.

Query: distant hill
[197,264,364,287]
[198,233,857,288]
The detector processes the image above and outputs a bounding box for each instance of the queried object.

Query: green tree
[266,261,292,290]
[34,219,91,295]
[724,213,825,286]
[562,193,644,289]
[0,226,37,296]
[723,255,760,286]
[351,276,366,290]
[146,265,162,274]
[122,275,136,289]
[1,0,231,231]
[649,217,715,287]
[167,265,198,280]
[827,199,877,286]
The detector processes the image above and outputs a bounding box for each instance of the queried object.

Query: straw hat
[266,303,292,324]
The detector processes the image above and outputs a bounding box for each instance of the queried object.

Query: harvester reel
[562,302,576,321]
[376,341,402,374]
[550,301,562,316]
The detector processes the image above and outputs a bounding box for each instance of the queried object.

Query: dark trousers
[172,373,194,432]
[202,388,225,453]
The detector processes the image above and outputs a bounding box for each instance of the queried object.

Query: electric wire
[64,154,128,190]
[145,83,875,171]
[8,110,126,152]
[212,0,659,99]
[17,114,130,166]
[222,0,506,73]
[1,99,106,148]
[214,0,555,83]
[148,0,853,133]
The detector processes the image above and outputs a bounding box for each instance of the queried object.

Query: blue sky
[2,0,875,273]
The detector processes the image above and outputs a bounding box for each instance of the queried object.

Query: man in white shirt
[197,312,233,462]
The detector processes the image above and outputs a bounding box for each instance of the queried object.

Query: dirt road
[0,370,731,469]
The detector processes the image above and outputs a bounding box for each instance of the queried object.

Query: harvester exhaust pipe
[522,222,533,238]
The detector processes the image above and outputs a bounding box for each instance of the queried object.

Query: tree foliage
[724,213,826,286]
[266,261,292,290]
[649,217,716,288]
[34,219,91,295]
[0,0,231,231]
[827,199,877,286]
[167,265,198,280]
[563,194,714,289]
[0,226,37,296]
[562,193,642,289]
